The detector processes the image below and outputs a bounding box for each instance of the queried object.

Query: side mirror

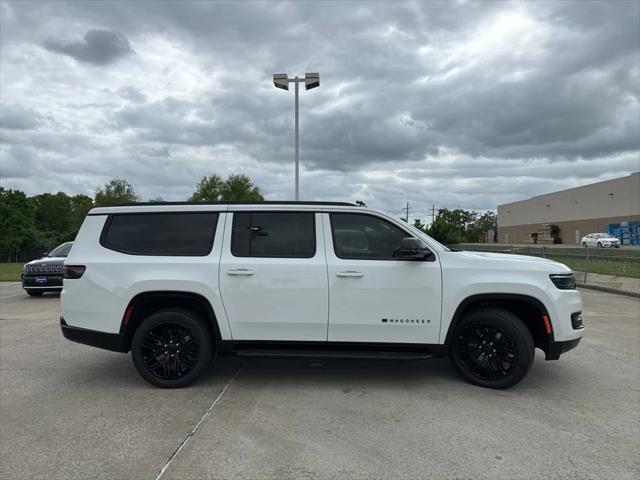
[394,238,433,260]
[42,252,49,257]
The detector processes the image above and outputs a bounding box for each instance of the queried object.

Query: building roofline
[498,171,640,209]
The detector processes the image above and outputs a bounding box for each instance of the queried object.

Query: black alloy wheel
[450,308,534,389]
[141,322,198,379]
[131,309,213,388]
[455,323,517,381]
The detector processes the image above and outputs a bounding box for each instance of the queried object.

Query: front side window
[231,212,315,258]
[101,212,219,256]
[330,213,410,260]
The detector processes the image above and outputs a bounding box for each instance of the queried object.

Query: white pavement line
[0,282,21,286]
[154,364,245,480]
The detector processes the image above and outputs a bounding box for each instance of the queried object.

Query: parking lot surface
[1,282,638,480]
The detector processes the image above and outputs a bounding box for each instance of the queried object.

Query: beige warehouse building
[497,172,640,245]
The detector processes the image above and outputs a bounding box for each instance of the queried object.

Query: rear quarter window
[100,212,219,256]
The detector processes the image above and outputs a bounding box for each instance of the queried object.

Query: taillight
[63,265,86,279]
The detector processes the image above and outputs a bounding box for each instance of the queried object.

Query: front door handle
[336,271,364,278]
[226,269,255,276]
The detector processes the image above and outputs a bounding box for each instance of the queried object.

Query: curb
[577,283,640,299]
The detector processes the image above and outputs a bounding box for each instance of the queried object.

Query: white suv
[61,202,584,389]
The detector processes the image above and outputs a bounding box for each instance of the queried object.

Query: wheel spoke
[141,321,200,380]
[456,321,518,382]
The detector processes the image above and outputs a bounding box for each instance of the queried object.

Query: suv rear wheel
[449,308,535,389]
[131,309,213,388]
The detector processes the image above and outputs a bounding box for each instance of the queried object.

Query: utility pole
[402,202,411,223]
[429,204,436,225]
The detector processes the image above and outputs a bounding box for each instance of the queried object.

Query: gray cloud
[0,104,41,130]
[116,86,147,104]
[0,0,638,220]
[43,29,133,65]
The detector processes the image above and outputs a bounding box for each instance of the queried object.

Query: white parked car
[581,233,620,248]
[61,202,584,389]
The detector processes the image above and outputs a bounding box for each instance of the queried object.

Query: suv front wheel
[449,308,535,389]
[131,309,213,388]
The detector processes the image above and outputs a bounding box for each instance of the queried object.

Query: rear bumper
[60,317,128,353]
[545,337,582,360]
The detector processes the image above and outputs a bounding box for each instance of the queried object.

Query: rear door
[324,212,442,344]
[219,210,328,341]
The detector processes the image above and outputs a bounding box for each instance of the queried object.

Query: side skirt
[218,340,448,361]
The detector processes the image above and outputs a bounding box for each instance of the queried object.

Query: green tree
[0,188,38,262]
[355,200,367,207]
[94,178,139,207]
[189,175,225,202]
[189,174,263,202]
[69,194,94,238]
[468,210,497,242]
[221,174,263,202]
[427,208,478,245]
[413,218,427,232]
[33,192,73,245]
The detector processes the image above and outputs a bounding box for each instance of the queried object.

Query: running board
[232,349,434,361]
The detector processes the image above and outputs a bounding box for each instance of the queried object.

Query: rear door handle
[226,269,255,276]
[336,271,364,278]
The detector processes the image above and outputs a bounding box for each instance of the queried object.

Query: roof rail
[112,201,357,207]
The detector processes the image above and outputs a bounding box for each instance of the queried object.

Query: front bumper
[60,317,128,353]
[22,274,63,289]
[545,337,582,360]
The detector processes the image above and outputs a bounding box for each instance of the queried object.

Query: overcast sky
[1,0,639,221]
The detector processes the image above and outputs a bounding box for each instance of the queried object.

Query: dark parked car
[22,242,73,296]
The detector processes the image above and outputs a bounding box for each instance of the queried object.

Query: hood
[23,256,65,273]
[454,250,571,272]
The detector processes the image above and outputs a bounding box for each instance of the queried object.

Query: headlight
[550,273,576,290]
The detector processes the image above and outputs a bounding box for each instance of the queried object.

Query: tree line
[0,174,263,262]
[411,208,497,245]
[1,173,495,262]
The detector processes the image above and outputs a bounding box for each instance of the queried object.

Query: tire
[582,242,587,247]
[449,308,535,389]
[26,290,43,296]
[131,309,213,388]
[597,242,602,248]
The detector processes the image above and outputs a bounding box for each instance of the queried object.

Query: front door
[323,212,442,344]
[219,211,328,341]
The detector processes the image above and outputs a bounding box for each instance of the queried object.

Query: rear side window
[101,212,219,256]
[231,212,315,258]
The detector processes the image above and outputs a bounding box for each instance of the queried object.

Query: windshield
[48,242,72,257]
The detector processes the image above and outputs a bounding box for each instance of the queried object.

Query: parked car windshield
[48,242,72,257]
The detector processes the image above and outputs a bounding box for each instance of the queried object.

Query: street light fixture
[273,72,320,200]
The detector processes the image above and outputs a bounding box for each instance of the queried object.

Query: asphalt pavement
[1,282,638,480]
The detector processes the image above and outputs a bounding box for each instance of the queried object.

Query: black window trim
[329,212,433,262]
[230,211,317,259]
[99,211,220,257]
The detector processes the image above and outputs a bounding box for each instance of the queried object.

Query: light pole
[273,72,320,201]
